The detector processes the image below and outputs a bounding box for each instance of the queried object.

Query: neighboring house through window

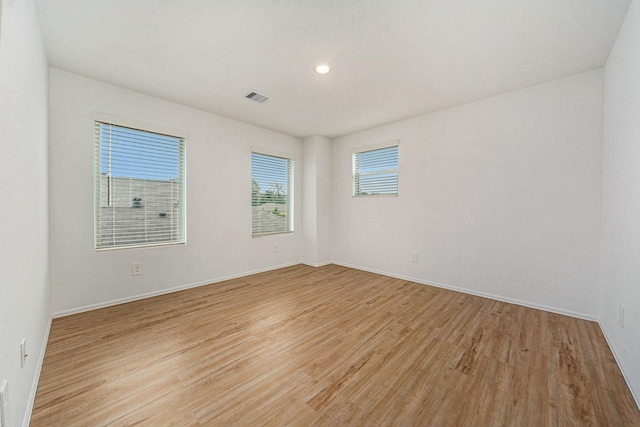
[94,118,186,250]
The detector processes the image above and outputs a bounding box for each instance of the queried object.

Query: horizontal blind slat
[353,145,398,196]
[95,121,185,250]
[251,152,293,237]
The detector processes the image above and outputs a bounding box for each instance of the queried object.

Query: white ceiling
[36,0,630,138]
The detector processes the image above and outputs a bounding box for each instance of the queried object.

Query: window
[353,143,399,196]
[94,120,185,250]
[251,150,293,237]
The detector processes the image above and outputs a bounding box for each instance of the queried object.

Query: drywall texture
[0,0,50,425]
[601,0,640,405]
[302,135,332,266]
[332,70,603,319]
[49,68,302,315]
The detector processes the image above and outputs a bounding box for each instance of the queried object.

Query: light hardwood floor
[32,264,640,426]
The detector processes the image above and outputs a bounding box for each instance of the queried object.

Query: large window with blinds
[353,143,399,196]
[94,120,186,250]
[251,150,294,237]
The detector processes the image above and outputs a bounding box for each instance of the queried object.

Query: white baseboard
[23,316,52,427]
[334,261,637,410]
[54,258,598,325]
[301,260,332,268]
[52,262,300,318]
[598,321,640,410]
[40,260,640,415]
[331,261,598,322]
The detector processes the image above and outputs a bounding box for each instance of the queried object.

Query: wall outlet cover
[132,262,143,276]
[0,379,8,427]
[20,339,27,368]
[619,305,625,328]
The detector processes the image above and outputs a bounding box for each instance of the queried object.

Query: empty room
[1,0,640,425]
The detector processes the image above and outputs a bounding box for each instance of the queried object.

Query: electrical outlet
[20,339,27,368]
[273,243,279,253]
[619,305,625,328]
[410,251,418,262]
[0,379,8,427]
[132,262,143,276]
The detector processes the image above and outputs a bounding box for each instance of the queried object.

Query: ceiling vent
[245,91,271,104]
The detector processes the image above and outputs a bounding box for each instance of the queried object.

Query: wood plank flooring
[32,264,640,426]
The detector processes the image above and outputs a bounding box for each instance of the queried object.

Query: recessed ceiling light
[314,62,332,75]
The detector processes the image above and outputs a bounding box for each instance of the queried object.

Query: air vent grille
[245,91,271,104]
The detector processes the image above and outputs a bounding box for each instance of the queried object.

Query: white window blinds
[251,151,294,237]
[353,144,399,196]
[94,121,186,250]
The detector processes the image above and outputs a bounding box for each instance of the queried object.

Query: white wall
[332,70,603,319]
[0,0,51,425]
[49,68,302,315]
[601,0,640,405]
[302,135,332,266]
[315,138,332,264]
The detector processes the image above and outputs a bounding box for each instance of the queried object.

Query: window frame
[352,141,399,197]
[250,148,294,238]
[93,114,187,251]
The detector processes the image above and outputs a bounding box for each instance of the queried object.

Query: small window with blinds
[94,120,186,250]
[251,150,294,237]
[353,143,399,196]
